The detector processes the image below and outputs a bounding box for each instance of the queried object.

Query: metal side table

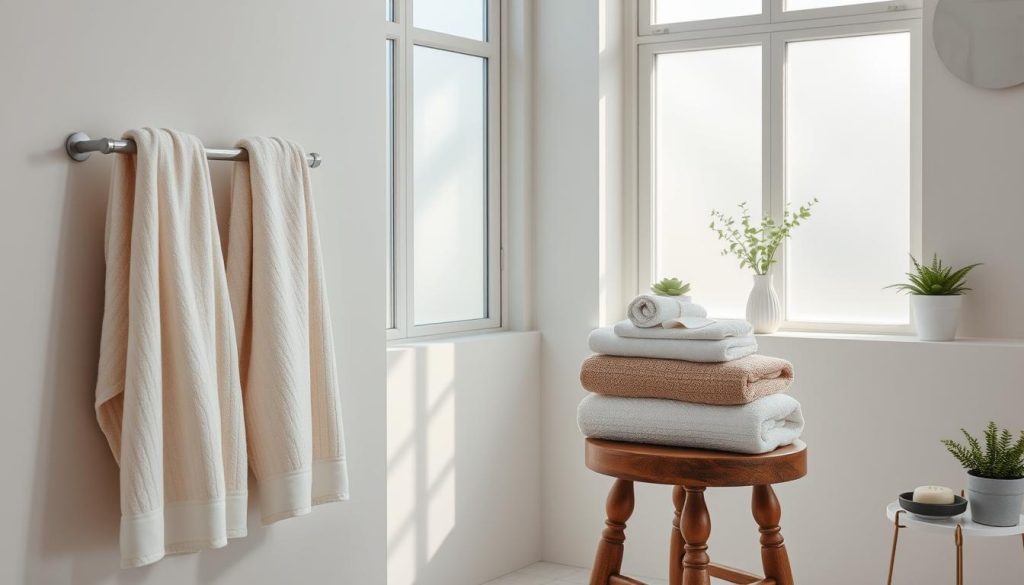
[885,501,1024,585]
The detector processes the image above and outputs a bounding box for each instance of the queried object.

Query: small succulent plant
[885,254,981,296]
[651,277,691,297]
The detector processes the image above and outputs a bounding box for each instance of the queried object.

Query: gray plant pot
[967,472,1024,527]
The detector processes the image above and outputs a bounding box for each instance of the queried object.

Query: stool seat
[585,438,807,487]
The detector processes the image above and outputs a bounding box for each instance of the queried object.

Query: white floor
[481,562,672,585]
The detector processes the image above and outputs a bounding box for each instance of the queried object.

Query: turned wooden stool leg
[681,486,711,585]
[670,486,686,585]
[752,484,795,585]
[590,479,635,585]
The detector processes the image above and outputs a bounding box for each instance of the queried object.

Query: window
[636,0,921,331]
[386,0,501,338]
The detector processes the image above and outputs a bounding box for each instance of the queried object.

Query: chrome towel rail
[64,132,322,168]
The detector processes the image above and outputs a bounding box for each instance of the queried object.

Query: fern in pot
[885,254,981,341]
[709,200,816,333]
[943,422,1024,527]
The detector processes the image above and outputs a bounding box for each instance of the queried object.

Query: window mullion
[401,0,416,336]
[768,32,787,320]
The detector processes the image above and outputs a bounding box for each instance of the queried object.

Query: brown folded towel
[579,354,794,405]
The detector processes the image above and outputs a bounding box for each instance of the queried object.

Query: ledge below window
[756,330,1024,347]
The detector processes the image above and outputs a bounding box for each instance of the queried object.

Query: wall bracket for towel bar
[64,132,323,168]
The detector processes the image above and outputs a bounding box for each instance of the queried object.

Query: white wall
[532,0,604,572]
[387,332,542,585]
[533,0,1024,583]
[923,2,1024,339]
[0,2,387,584]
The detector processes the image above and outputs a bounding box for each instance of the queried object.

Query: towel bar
[65,132,322,168]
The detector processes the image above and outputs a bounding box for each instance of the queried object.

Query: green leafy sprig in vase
[708,199,817,333]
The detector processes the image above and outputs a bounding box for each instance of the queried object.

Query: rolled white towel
[627,294,707,328]
[589,327,757,362]
[613,319,753,341]
[577,393,804,454]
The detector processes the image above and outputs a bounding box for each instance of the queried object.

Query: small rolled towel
[589,327,757,363]
[580,354,793,405]
[627,294,707,328]
[613,319,753,341]
[577,393,804,454]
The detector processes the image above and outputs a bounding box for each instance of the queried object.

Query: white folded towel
[94,129,247,568]
[227,137,349,525]
[589,327,757,362]
[613,319,753,341]
[627,294,707,328]
[577,393,804,454]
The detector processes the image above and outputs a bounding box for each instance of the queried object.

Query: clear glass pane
[653,0,761,24]
[653,45,763,319]
[785,33,911,324]
[386,0,394,21]
[786,0,880,11]
[415,0,486,41]
[386,40,396,330]
[413,46,488,325]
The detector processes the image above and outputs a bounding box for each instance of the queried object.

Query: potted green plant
[885,254,981,341]
[651,277,692,302]
[942,422,1024,527]
[709,199,817,333]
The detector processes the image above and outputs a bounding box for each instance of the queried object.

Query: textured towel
[613,319,753,341]
[627,294,707,328]
[227,137,349,525]
[94,128,247,568]
[589,327,757,362]
[577,393,804,454]
[580,354,793,405]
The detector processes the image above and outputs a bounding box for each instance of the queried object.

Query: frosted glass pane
[415,0,485,41]
[786,0,878,11]
[653,46,762,319]
[785,33,911,324]
[413,47,488,325]
[386,40,395,329]
[654,0,761,24]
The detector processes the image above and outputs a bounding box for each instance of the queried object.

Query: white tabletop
[886,502,1024,537]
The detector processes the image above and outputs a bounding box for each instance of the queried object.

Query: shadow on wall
[387,344,458,585]
[386,335,541,585]
[22,146,123,584]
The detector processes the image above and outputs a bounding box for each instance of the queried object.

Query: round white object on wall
[934,0,1024,89]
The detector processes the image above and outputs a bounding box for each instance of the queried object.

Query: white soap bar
[913,485,955,504]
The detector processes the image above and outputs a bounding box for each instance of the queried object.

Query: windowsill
[387,328,538,349]
[758,330,1024,347]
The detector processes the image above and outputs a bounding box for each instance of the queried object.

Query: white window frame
[631,0,922,334]
[386,0,503,340]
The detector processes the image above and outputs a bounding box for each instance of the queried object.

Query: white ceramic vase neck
[746,273,782,334]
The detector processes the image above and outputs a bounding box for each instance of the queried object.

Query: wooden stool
[585,438,807,585]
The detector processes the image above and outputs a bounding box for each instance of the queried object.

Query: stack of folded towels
[577,294,805,455]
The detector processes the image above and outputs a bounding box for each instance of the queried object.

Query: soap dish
[898,492,968,518]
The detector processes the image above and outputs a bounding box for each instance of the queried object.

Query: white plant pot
[746,274,782,334]
[967,473,1024,527]
[910,295,962,341]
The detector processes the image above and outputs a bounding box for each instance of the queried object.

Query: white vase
[746,274,782,334]
[910,295,962,341]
